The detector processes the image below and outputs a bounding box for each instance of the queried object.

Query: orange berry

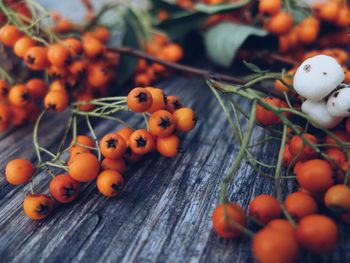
[145,87,167,113]
[252,228,299,263]
[156,134,180,158]
[127,87,153,113]
[63,38,83,56]
[100,133,127,159]
[101,158,127,174]
[13,36,36,58]
[24,46,49,71]
[129,129,155,155]
[0,25,22,47]
[258,0,281,16]
[44,90,69,112]
[173,107,196,132]
[324,184,350,213]
[49,174,80,203]
[212,202,247,239]
[158,43,183,62]
[266,12,293,35]
[149,110,176,137]
[8,84,30,107]
[23,194,53,220]
[68,153,100,182]
[26,78,48,100]
[47,43,72,67]
[5,159,35,185]
[91,26,110,43]
[96,170,124,197]
[166,96,182,113]
[249,194,282,224]
[296,159,334,192]
[296,214,337,253]
[284,192,318,221]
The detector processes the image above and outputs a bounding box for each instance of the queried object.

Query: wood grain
[0,1,349,262]
[0,75,349,263]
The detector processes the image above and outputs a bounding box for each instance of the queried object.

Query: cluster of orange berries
[259,0,350,53]
[4,86,196,220]
[212,190,340,263]
[0,22,118,131]
[134,34,183,87]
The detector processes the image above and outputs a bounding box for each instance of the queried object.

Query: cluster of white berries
[293,54,348,129]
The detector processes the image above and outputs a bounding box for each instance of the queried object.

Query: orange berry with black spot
[69,59,87,77]
[47,65,69,80]
[0,25,22,47]
[25,46,49,70]
[5,159,35,185]
[156,134,180,158]
[23,194,53,220]
[149,110,175,137]
[127,87,153,113]
[96,170,124,197]
[49,174,80,203]
[100,133,127,159]
[166,96,182,113]
[129,129,155,155]
[8,84,31,107]
[48,43,72,67]
[44,90,69,112]
[173,107,196,132]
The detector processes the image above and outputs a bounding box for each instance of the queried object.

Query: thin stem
[33,110,46,163]
[85,116,101,161]
[219,101,257,204]
[274,125,297,227]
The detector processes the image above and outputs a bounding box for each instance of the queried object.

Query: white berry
[301,99,343,129]
[326,87,350,117]
[293,55,345,101]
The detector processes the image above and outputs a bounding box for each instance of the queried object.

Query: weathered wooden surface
[0,1,350,262]
[0,74,349,263]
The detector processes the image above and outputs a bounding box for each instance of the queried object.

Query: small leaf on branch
[204,23,268,67]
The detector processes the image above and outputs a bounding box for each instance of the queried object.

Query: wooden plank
[0,75,349,263]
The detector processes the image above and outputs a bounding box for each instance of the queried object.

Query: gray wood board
[0,75,349,263]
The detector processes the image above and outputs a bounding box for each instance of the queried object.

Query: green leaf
[204,23,268,67]
[194,1,250,13]
[152,0,251,40]
[118,6,152,84]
